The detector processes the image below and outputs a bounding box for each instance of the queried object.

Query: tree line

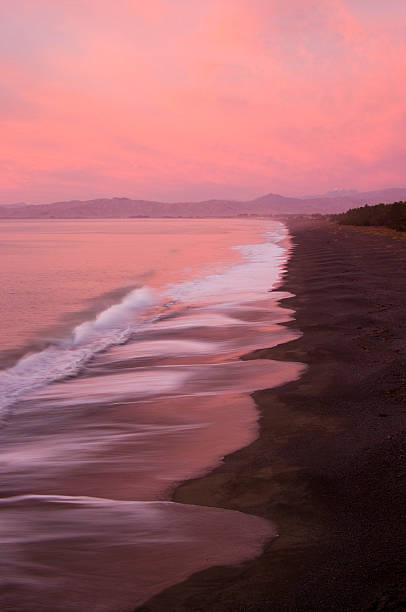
[333,201,406,232]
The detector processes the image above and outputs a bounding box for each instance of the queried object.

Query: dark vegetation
[333,201,406,231]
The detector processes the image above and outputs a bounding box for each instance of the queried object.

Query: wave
[164,227,288,305]
[0,287,157,413]
[0,223,289,413]
[72,286,156,344]
[0,493,275,610]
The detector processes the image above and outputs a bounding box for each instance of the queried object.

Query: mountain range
[1,187,406,219]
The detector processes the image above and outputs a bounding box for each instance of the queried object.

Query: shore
[138,220,406,611]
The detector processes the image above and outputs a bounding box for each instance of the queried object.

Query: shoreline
[138,220,406,611]
[1,218,299,612]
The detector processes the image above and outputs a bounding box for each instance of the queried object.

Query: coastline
[138,220,406,611]
[1,218,300,612]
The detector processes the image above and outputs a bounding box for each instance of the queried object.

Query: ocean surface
[0,218,303,611]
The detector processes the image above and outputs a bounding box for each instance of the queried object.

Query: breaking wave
[0,288,157,412]
[72,287,156,345]
[0,224,288,413]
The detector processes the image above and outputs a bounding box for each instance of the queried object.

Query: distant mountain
[302,189,359,199]
[303,187,406,204]
[350,188,406,204]
[1,188,406,219]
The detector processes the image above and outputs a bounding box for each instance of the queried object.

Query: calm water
[0,219,263,360]
[0,218,303,611]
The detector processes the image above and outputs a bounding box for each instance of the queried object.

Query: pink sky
[1,0,406,204]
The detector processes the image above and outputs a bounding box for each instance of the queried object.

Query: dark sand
[138,220,406,612]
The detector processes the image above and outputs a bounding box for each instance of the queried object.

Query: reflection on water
[0,495,274,612]
[0,219,303,611]
[0,218,273,357]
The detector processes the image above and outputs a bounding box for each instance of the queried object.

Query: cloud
[1,0,406,202]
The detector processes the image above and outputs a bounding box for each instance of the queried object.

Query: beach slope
[138,220,406,612]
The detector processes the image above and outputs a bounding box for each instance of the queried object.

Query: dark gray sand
[138,220,406,612]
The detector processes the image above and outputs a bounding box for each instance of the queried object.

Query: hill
[1,188,406,218]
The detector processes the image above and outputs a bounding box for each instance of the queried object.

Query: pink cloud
[1,0,406,203]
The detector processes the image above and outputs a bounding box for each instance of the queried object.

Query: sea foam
[0,287,157,412]
[72,286,156,344]
[0,224,288,413]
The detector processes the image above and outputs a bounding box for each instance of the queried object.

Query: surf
[0,222,289,413]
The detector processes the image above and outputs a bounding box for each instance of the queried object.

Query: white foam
[145,312,242,331]
[164,225,288,306]
[0,288,157,412]
[96,338,219,363]
[72,286,156,344]
[0,222,289,413]
[26,359,304,408]
[28,368,191,406]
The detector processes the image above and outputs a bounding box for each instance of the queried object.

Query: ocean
[0,218,303,611]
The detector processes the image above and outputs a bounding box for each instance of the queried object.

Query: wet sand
[2,220,304,611]
[138,220,406,611]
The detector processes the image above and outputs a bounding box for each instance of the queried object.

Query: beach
[1,219,301,611]
[4,2,406,610]
[139,220,406,611]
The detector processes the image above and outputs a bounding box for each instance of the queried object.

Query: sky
[1,0,406,204]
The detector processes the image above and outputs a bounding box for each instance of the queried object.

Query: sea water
[0,218,303,611]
